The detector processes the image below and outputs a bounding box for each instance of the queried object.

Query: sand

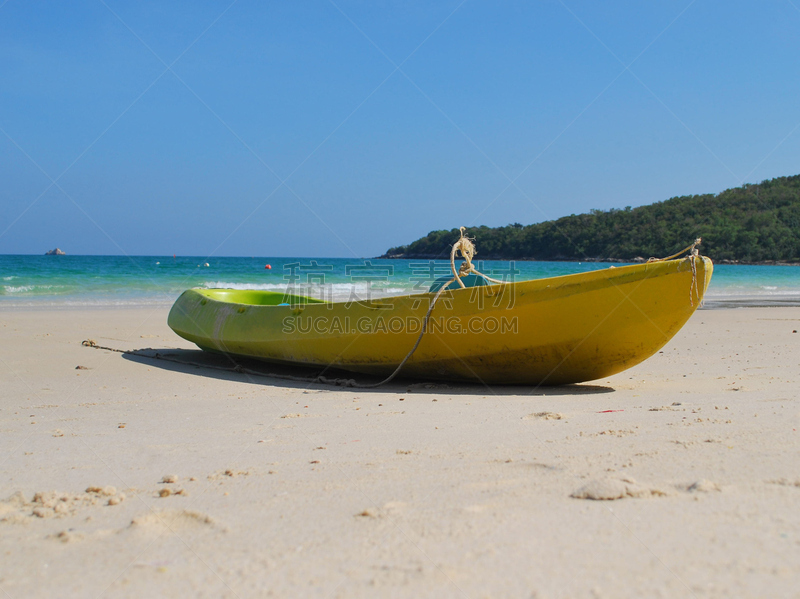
[1,305,799,598]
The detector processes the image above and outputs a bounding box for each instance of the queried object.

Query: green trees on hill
[383,175,800,262]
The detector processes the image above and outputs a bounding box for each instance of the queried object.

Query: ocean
[0,254,798,309]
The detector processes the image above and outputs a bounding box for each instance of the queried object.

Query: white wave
[707,289,800,297]
[0,298,175,309]
[709,281,800,296]
[202,281,290,291]
[2,284,66,294]
[3,276,15,281]
[200,281,417,302]
[202,281,414,292]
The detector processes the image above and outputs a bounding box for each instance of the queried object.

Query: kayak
[167,255,712,385]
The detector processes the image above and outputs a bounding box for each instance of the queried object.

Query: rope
[82,339,365,387]
[83,290,446,389]
[354,279,454,387]
[647,238,702,263]
[357,226,510,385]
[647,237,703,306]
[449,226,506,287]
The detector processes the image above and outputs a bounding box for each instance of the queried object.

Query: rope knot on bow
[449,227,504,288]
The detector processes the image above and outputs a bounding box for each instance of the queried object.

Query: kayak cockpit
[193,288,327,306]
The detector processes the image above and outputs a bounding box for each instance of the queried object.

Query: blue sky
[1,0,799,257]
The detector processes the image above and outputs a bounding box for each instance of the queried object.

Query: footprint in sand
[524,411,565,420]
[129,510,220,533]
[570,476,667,500]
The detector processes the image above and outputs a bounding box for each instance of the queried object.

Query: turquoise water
[0,255,798,308]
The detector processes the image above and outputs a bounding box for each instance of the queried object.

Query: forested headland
[381,175,800,264]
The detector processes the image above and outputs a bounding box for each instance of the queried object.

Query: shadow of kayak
[120,347,614,396]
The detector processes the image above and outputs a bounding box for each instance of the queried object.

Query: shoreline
[4,293,800,311]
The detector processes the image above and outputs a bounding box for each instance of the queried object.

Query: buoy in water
[265,264,272,270]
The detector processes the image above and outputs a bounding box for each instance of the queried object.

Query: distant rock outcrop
[45,248,66,256]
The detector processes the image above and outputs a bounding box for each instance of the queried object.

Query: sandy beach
[1,305,799,598]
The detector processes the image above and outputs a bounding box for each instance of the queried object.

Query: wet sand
[1,306,799,598]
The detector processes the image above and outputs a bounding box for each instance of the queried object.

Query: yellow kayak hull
[168,257,712,385]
